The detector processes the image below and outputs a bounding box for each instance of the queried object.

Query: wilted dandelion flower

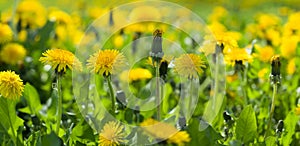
[39,49,82,73]
[140,118,191,145]
[0,43,26,65]
[0,71,24,100]
[0,23,13,44]
[120,68,152,82]
[99,121,126,146]
[87,49,126,77]
[174,54,206,79]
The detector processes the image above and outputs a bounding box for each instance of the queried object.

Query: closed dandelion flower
[140,118,191,145]
[39,49,82,73]
[0,71,24,100]
[174,54,206,79]
[0,23,13,44]
[87,49,126,77]
[0,43,26,65]
[99,121,125,146]
[120,68,152,83]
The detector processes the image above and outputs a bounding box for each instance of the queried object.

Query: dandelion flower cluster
[0,43,27,65]
[87,49,126,76]
[39,48,82,73]
[99,121,125,146]
[140,118,191,145]
[174,54,206,79]
[120,68,152,83]
[0,23,13,44]
[0,71,24,100]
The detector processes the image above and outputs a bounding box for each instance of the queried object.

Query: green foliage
[235,105,257,144]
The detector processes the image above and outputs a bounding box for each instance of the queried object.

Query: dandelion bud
[150,29,164,62]
[270,55,281,84]
[271,55,280,76]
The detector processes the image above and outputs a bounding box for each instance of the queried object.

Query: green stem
[5,99,17,146]
[56,74,62,134]
[107,76,116,114]
[156,61,161,121]
[188,79,193,119]
[265,83,278,138]
[239,71,248,105]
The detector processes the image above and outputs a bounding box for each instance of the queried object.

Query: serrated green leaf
[236,105,257,144]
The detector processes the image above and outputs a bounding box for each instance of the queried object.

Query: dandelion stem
[265,83,278,138]
[56,73,62,134]
[5,99,16,146]
[107,76,116,114]
[156,61,161,120]
[188,79,193,119]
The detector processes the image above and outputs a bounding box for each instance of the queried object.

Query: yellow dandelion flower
[167,131,191,146]
[146,55,174,67]
[17,0,46,28]
[39,49,82,73]
[296,106,300,116]
[120,68,152,82]
[224,48,252,66]
[129,6,161,22]
[256,13,280,30]
[87,49,126,76]
[280,35,298,59]
[256,45,274,62]
[99,121,126,146]
[0,71,24,100]
[208,6,228,22]
[48,10,72,25]
[88,7,109,20]
[140,118,191,145]
[258,68,269,81]
[0,23,13,44]
[174,54,206,79]
[226,73,238,83]
[287,58,296,75]
[0,43,26,65]
[113,35,124,48]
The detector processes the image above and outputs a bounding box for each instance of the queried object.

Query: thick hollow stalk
[56,74,62,134]
[107,76,116,114]
[156,61,161,120]
[265,83,278,138]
